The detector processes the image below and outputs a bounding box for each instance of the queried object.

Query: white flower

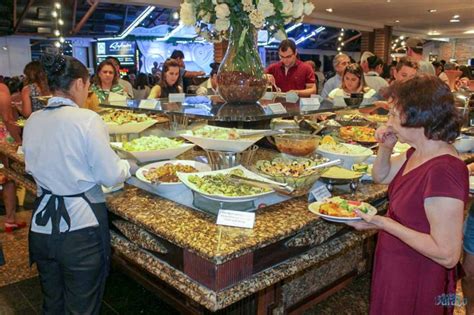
[275,30,287,41]
[242,0,255,12]
[212,0,217,4]
[292,0,304,18]
[215,18,230,32]
[180,2,196,26]
[304,1,315,15]
[281,0,293,16]
[249,9,265,29]
[284,17,293,24]
[215,3,230,19]
[257,0,275,18]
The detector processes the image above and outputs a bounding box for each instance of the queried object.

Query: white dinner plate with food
[180,126,274,153]
[308,197,377,222]
[177,165,278,202]
[135,160,211,193]
[110,139,195,163]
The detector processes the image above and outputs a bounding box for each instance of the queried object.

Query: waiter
[265,39,316,97]
[23,54,130,314]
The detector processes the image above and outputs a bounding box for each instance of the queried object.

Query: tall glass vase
[217,24,267,104]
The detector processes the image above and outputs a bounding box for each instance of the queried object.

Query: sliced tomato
[348,200,362,206]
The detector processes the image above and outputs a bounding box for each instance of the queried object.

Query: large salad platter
[111,136,194,163]
[177,165,278,202]
[181,125,275,152]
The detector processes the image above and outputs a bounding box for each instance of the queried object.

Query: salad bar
[4,99,474,314]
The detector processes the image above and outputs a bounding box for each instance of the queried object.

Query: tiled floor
[0,207,468,315]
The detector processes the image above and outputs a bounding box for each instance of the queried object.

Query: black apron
[28,104,111,273]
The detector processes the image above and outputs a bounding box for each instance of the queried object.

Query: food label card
[262,92,274,100]
[169,93,186,102]
[108,92,128,107]
[216,210,255,229]
[309,182,332,202]
[139,99,160,110]
[300,98,321,111]
[285,92,299,103]
[268,103,287,114]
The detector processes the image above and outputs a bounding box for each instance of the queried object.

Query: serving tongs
[307,159,342,171]
[228,174,295,195]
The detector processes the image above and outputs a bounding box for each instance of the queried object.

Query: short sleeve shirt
[265,60,315,92]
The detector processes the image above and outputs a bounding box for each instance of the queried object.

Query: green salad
[188,169,269,196]
[122,136,184,152]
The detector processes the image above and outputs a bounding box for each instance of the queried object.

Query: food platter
[308,197,377,222]
[101,110,157,134]
[181,126,273,152]
[316,142,372,169]
[177,165,278,202]
[111,141,195,163]
[339,126,377,145]
[135,160,211,193]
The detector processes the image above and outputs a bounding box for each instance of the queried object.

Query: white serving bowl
[454,136,474,153]
[316,143,372,169]
[135,160,211,193]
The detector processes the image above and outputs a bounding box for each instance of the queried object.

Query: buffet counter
[2,141,474,314]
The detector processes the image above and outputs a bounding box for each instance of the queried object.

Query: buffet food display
[101,109,157,134]
[94,104,397,217]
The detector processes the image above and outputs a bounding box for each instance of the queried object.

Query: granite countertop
[106,180,387,265]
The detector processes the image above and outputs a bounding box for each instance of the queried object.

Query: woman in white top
[328,63,376,106]
[23,54,130,314]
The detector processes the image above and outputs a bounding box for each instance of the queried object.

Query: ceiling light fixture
[325,8,333,13]
[172,11,179,20]
[428,31,440,35]
[464,30,474,34]
[394,20,400,23]
[453,15,460,19]
[428,9,437,13]
[99,6,156,41]
[450,19,460,23]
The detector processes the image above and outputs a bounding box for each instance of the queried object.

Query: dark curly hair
[41,54,89,93]
[385,74,461,143]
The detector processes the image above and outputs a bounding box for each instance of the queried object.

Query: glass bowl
[253,155,329,196]
[273,133,320,157]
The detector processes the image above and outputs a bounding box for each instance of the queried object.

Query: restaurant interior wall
[0,36,31,77]
[136,40,213,75]
[438,38,474,65]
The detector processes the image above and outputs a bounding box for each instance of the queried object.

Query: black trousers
[29,226,108,315]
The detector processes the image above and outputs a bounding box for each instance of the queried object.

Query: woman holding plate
[348,74,468,315]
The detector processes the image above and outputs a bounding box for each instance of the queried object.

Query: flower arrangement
[179,0,315,42]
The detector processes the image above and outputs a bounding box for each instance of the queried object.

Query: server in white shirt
[23,54,130,315]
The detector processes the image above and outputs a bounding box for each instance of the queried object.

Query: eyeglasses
[279,53,294,60]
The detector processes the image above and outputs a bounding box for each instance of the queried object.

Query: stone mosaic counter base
[111,226,375,312]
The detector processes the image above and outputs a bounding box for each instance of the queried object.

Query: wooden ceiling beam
[72,0,78,30]
[13,0,17,27]
[71,0,100,35]
[13,0,34,34]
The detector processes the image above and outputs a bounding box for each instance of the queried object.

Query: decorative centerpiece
[180,0,315,105]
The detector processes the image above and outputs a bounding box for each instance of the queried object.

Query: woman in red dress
[349,74,468,315]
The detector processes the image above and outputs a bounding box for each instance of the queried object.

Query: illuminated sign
[96,40,136,66]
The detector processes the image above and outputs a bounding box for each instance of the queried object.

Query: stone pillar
[373,26,392,62]
[213,40,228,63]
